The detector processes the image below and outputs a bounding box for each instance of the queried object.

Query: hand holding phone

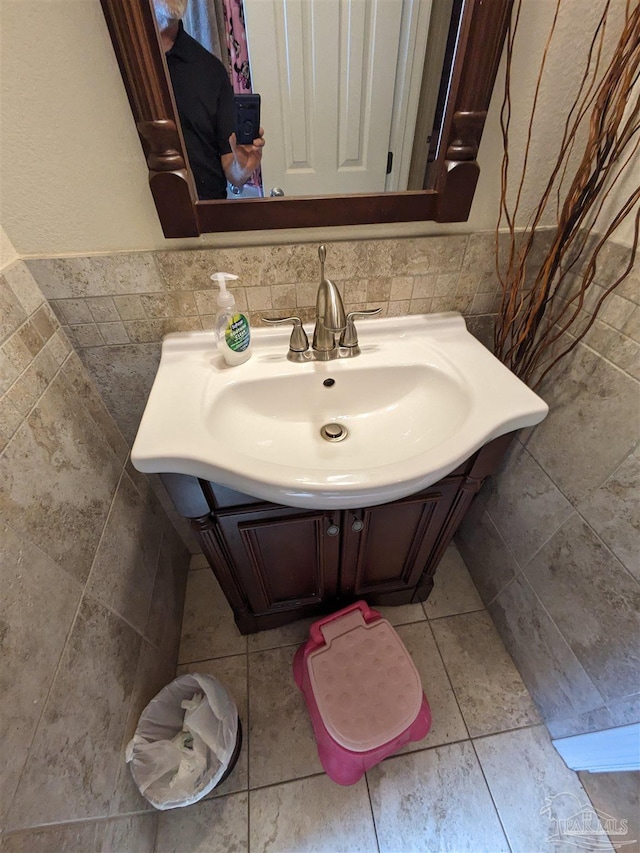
[234,94,261,145]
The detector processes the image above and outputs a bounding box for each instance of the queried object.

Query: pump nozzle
[211,272,239,308]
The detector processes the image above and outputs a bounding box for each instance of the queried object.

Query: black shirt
[166,22,234,200]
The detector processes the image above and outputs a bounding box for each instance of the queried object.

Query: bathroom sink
[207,363,470,469]
[131,313,548,508]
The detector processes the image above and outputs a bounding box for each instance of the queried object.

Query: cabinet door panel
[217,508,339,616]
[342,483,459,597]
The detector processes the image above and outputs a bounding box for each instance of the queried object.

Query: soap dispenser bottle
[211,272,252,365]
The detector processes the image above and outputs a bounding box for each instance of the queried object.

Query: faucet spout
[317,278,346,333]
[313,278,346,357]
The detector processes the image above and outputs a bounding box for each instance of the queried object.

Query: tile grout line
[2,811,159,841]
[0,517,86,599]
[143,527,167,647]
[62,349,131,464]
[425,605,485,622]
[4,458,129,831]
[0,340,70,454]
[517,449,640,653]
[178,606,443,665]
[486,572,608,727]
[242,725,551,797]
[473,510,526,609]
[576,509,640,591]
[83,466,128,607]
[4,587,88,831]
[578,331,640,384]
[16,465,159,834]
[247,771,326,795]
[246,774,251,853]
[482,508,527,589]
[111,530,171,808]
[430,607,547,737]
[1,343,128,478]
[73,465,150,822]
[470,719,547,740]
[151,811,160,853]
[82,585,156,646]
[498,443,578,569]
[518,400,638,513]
[56,305,511,349]
[468,737,515,853]
[364,772,382,853]
[0,296,52,349]
[423,618,471,740]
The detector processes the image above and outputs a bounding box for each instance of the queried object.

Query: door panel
[217,507,340,615]
[341,483,459,597]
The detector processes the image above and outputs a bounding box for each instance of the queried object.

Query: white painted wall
[593,77,640,249]
[1,0,162,255]
[0,0,633,256]
[500,0,635,247]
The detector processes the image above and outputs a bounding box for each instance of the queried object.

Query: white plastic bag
[125,673,238,810]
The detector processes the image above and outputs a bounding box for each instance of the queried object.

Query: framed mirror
[100,0,512,237]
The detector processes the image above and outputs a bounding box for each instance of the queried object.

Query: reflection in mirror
[152,0,456,200]
[101,0,512,235]
[152,0,265,200]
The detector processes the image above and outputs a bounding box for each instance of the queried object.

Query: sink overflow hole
[323,378,335,387]
[321,422,348,442]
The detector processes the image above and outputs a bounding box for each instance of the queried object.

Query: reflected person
[152,0,265,199]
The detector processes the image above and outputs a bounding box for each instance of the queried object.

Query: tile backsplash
[28,234,504,349]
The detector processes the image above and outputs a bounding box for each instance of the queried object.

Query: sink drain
[320,422,348,442]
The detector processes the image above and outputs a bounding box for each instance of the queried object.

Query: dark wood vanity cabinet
[190,433,514,634]
[216,506,341,618]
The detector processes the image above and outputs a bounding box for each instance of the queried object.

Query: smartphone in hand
[234,94,261,145]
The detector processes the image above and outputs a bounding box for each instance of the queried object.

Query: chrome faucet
[312,246,346,360]
[263,244,380,362]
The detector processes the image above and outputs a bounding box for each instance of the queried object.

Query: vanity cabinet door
[216,506,341,617]
[339,481,460,601]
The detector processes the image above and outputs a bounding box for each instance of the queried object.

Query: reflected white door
[243,0,403,196]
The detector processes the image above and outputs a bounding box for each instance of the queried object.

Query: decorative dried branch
[494,0,640,390]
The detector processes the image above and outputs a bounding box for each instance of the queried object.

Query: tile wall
[0,260,190,848]
[3,228,637,842]
[456,239,640,738]
[3,229,636,845]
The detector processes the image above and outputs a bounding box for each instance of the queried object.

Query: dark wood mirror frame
[100,0,512,238]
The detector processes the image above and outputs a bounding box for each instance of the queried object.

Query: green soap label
[225,313,250,352]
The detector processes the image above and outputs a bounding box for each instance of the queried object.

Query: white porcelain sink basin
[131,313,548,509]
[207,363,469,469]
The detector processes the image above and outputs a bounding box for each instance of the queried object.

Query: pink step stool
[293,601,431,785]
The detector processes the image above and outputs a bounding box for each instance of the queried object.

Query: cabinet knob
[327,523,340,537]
[352,519,364,532]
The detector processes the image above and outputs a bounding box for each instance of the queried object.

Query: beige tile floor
[157,545,621,853]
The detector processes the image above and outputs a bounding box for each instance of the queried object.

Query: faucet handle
[262,316,310,360]
[339,308,382,351]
